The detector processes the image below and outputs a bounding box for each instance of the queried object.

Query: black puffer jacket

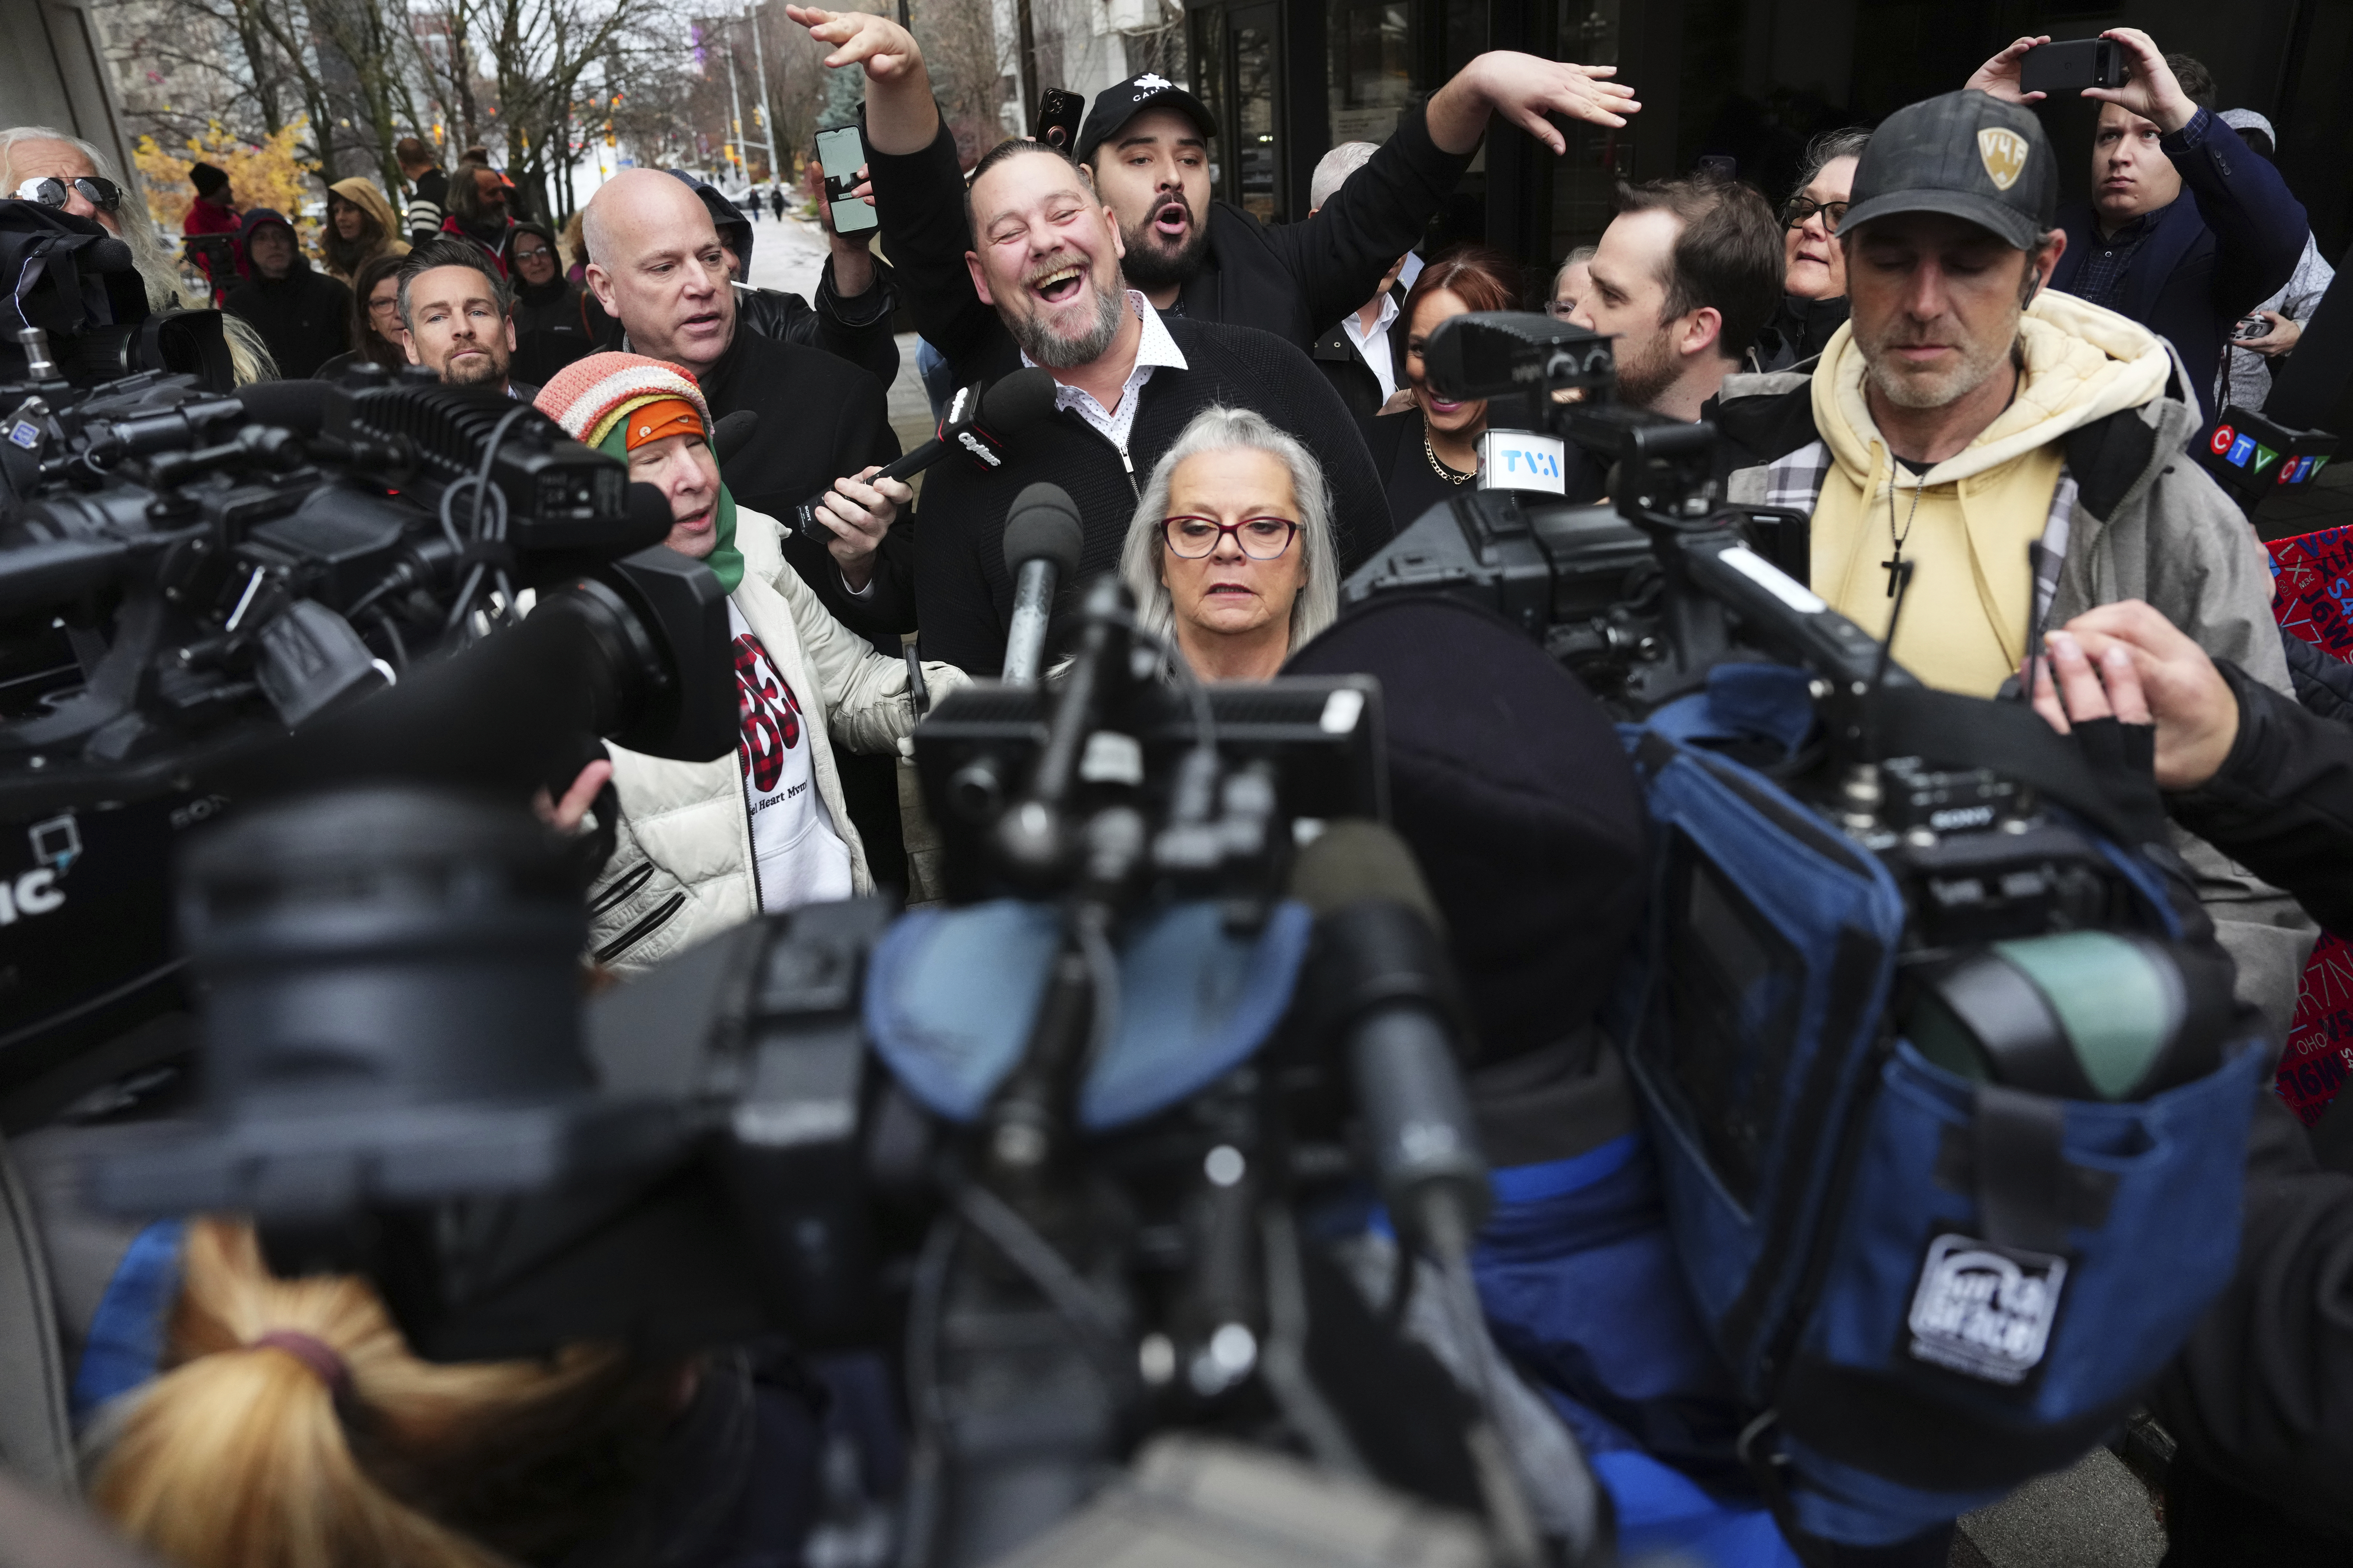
[2283,630,2353,725]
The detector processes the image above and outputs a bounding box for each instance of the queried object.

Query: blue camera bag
[1611,667,2268,1547]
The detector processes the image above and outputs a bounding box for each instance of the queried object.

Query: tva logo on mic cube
[1476,429,1568,496]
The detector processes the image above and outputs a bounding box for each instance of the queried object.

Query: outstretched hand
[1428,51,1641,156]
[784,6,921,80]
[2026,601,2238,790]
[785,5,936,155]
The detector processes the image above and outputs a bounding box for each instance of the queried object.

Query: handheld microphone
[998,482,1084,687]
[789,368,1058,537]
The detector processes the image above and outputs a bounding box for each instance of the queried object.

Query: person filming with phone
[1967,27,2308,427]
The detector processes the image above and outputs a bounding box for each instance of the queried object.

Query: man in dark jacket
[815,11,1634,392]
[580,169,906,635]
[2028,602,2353,1563]
[221,209,352,379]
[1966,28,2308,426]
[1303,141,1417,422]
[814,27,1386,679]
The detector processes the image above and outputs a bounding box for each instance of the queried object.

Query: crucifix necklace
[1882,475,1927,598]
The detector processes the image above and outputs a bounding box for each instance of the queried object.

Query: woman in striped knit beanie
[534,353,968,975]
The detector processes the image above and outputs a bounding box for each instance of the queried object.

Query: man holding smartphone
[1967,28,2308,426]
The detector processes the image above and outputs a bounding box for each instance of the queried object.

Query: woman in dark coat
[502,221,592,385]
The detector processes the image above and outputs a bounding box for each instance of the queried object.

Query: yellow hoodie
[1808,291,2171,696]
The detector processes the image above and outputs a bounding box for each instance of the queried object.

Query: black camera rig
[86,575,1602,1568]
[1344,312,2200,968]
[0,198,735,1103]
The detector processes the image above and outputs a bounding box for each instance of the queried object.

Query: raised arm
[1274,52,1642,331]
[786,6,998,362]
[784,6,937,155]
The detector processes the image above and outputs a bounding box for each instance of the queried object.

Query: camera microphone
[789,368,1058,537]
[1289,820,1571,1567]
[1289,821,1487,1245]
[999,482,1084,686]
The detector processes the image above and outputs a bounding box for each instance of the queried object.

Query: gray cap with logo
[1838,89,2057,251]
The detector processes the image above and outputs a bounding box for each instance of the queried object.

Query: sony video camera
[0,199,735,1102]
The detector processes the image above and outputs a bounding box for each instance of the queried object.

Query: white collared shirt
[1021,289,1189,461]
[1341,290,1402,403]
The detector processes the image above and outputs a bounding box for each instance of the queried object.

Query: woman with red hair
[1360,245,1523,537]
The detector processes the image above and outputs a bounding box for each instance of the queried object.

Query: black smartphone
[815,125,877,236]
[1033,88,1084,153]
[2019,38,2127,95]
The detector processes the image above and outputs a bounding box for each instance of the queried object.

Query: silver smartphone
[815,125,877,235]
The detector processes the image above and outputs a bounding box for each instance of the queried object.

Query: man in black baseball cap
[1063,56,1634,343]
[1709,85,2306,1023]
[789,2,1642,379]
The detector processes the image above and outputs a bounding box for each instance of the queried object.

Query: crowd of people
[1,11,2349,1567]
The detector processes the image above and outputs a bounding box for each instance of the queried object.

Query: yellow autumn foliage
[135,121,322,249]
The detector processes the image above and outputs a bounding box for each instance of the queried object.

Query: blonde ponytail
[89,1220,666,1568]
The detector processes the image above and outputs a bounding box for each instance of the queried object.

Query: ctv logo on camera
[2209,423,2329,486]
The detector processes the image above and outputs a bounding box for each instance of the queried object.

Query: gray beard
[1008,279,1126,370]
[1858,306,2021,411]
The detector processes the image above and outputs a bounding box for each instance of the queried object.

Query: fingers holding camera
[812,466,912,593]
[2087,28,2195,133]
[2249,310,2302,358]
[1967,36,2054,104]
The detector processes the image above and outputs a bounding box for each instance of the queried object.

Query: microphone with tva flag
[789,368,1059,538]
[999,482,1084,686]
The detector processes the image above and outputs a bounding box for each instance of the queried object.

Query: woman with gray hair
[1118,405,1339,682]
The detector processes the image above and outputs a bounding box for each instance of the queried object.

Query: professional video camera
[1344,311,2180,959]
[1346,313,2264,1552]
[81,572,1607,1568]
[0,198,734,1108]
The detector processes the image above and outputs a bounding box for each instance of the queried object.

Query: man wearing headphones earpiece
[1706,88,2312,1031]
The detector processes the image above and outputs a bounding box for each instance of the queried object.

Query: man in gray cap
[1710,87,2311,1026]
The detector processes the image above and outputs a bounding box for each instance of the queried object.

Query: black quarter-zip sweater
[908,315,1396,676]
[872,119,1401,676]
